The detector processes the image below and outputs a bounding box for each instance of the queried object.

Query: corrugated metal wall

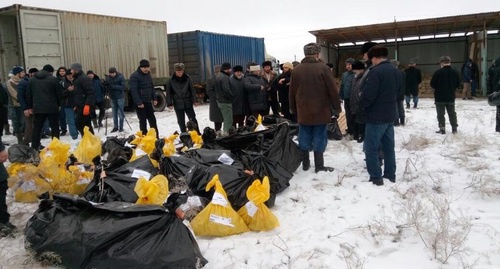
[58,11,169,79]
[168,31,265,84]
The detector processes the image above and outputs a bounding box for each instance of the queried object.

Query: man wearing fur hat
[360,45,401,186]
[261,61,279,116]
[167,62,199,134]
[275,62,295,122]
[290,42,341,173]
[430,56,460,135]
[7,66,25,144]
[215,62,234,135]
[26,64,61,150]
[130,59,159,137]
[340,58,355,137]
[230,65,247,128]
[244,65,268,117]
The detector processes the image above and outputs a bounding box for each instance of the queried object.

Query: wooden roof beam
[466,16,479,35]
[372,26,387,42]
[448,20,457,37]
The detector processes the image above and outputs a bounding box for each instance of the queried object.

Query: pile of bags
[18,118,301,268]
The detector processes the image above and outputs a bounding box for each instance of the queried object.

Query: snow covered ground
[1,98,500,269]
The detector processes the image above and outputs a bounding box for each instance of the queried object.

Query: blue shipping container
[168,30,265,85]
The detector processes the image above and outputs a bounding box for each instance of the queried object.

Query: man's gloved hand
[83,105,90,116]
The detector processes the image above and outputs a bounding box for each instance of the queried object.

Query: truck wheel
[154,89,167,112]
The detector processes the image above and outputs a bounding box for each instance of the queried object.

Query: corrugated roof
[310,11,500,45]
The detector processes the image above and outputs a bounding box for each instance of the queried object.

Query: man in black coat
[205,65,223,132]
[391,60,406,126]
[230,65,247,128]
[360,45,401,186]
[430,56,460,134]
[215,62,234,135]
[70,63,95,137]
[130,59,158,137]
[26,64,61,150]
[0,140,16,237]
[404,62,422,109]
[167,62,198,134]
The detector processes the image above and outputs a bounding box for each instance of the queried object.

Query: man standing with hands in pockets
[130,59,159,138]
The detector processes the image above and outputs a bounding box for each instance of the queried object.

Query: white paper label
[77,178,91,185]
[78,164,86,172]
[245,201,258,217]
[218,153,234,165]
[211,192,228,207]
[255,124,266,131]
[209,214,234,227]
[135,148,147,157]
[20,180,37,192]
[131,169,151,180]
[187,196,203,207]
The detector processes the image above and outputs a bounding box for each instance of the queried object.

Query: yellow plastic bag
[163,139,176,156]
[130,128,158,166]
[73,126,102,164]
[191,174,249,236]
[130,131,145,145]
[39,138,71,166]
[134,175,169,205]
[255,114,266,131]
[238,176,280,231]
[7,163,53,203]
[189,130,203,146]
[67,165,94,195]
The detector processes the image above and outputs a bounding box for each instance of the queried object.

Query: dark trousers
[251,110,267,118]
[59,108,67,132]
[351,117,365,139]
[174,106,197,134]
[214,122,222,132]
[435,103,457,129]
[496,106,500,132]
[92,101,106,124]
[281,100,293,121]
[136,102,158,137]
[344,99,353,134]
[267,100,280,116]
[396,100,405,122]
[32,113,59,150]
[75,107,94,137]
[233,115,245,129]
[0,177,9,224]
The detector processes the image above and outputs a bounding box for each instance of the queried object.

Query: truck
[0,4,170,111]
[167,30,265,100]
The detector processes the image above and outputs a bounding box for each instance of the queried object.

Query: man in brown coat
[290,42,342,173]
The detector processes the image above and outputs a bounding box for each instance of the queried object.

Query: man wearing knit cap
[70,62,95,137]
[290,42,341,173]
[230,65,247,128]
[130,59,159,137]
[340,58,356,138]
[360,45,401,186]
[215,62,234,135]
[167,62,199,134]
[26,64,61,150]
[430,56,460,135]
[7,66,25,144]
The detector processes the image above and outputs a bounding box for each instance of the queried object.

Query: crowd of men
[2,42,500,236]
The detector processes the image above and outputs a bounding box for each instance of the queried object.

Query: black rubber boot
[400,117,405,126]
[452,126,457,134]
[314,152,334,173]
[301,150,310,171]
[435,127,445,134]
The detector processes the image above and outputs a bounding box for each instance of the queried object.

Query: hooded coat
[26,70,61,114]
[289,56,341,125]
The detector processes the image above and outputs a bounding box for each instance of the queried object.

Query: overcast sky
[3,0,500,62]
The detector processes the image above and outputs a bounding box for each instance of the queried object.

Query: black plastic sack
[102,137,133,169]
[7,144,40,164]
[185,164,254,210]
[183,148,244,169]
[488,91,500,106]
[263,123,301,173]
[160,155,204,181]
[25,194,208,269]
[327,118,343,140]
[235,150,293,207]
[81,155,157,203]
[214,127,277,151]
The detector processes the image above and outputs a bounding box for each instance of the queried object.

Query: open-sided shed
[310,11,500,95]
